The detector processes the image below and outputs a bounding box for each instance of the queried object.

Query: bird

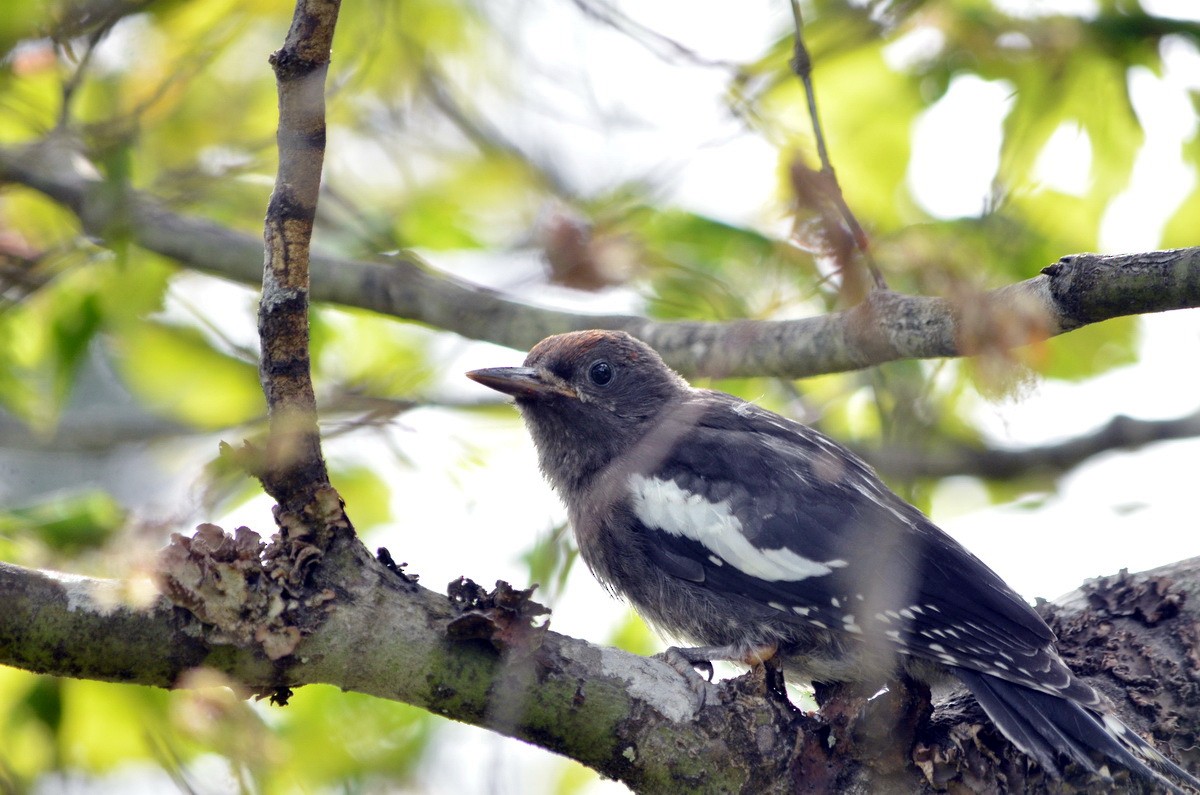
[466,329,1198,792]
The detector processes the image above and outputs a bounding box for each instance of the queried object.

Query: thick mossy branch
[2,549,1197,794]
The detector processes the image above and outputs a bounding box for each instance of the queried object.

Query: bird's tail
[956,668,1199,793]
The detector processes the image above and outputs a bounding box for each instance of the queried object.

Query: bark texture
[2,545,1197,793]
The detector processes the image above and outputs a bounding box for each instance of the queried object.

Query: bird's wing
[631,393,1090,698]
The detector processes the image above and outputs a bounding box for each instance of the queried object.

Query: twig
[788,0,884,292]
[568,0,738,69]
[421,65,572,197]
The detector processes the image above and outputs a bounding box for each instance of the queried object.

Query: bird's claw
[661,647,717,709]
[663,646,715,678]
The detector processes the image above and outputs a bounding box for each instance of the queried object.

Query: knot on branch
[842,292,901,366]
[268,47,325,79]
[913,696,1041,794]
[264,489,337,584]
[783,679,935,791]
[446,578,550,655]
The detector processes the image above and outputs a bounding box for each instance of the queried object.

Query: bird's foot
[760,653,795,710]
[662,646,716,679]
[659,643,782,710]
[660,646,718,708]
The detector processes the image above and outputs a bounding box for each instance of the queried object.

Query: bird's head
[466,330,689,492]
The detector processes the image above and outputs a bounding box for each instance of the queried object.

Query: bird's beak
[466,367,578,400]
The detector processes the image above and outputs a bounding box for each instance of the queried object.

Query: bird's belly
[575,512,932,685]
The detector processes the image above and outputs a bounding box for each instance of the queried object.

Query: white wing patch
[628,474,842,582]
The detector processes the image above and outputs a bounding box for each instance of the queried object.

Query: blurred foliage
[0,670,430,793]
[1165,114,1200,247]
[0,0,1197,792]
[0,489,124,554]
[520,522,578,602]
[115,321,262,428]
[606,612,662,659]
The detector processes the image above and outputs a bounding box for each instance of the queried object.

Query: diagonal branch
[1,142,1198,380]
[856,406,1200,480]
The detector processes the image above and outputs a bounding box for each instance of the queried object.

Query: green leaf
[330,465,392,531]
[115,322,263,428]
[0,244,172,431]
[607,612,659,657]
[554,760,603,795]
[0,0,54,57]
[312,308,433,396]
[197,448,266,517]
[333,0,481,98]
[61,681,171,771]
[0,490,124,553]
[875,215,1060,289]
[1162,127,1200,248]
[395,190,483,250]
[520,523,577,601]
[0,670,57,781]
[996,42,1144,243]
[20,677,63,733]
[630,208,803,320]
[270,686,430,789]
[48,286,103,402]
[1037,315,1139,382]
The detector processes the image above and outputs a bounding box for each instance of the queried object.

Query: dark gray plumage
[467,329,1197,792]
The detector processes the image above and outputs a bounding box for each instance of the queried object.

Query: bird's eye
[588,361,614,387]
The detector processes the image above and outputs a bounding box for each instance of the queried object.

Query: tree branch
[254,0,339,511]
[2,550,1197,793]
[1,142,1198,380]
[856,405,1200,480]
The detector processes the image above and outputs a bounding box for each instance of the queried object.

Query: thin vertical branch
[788,0,885,292]
[258,0,341,513]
